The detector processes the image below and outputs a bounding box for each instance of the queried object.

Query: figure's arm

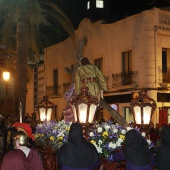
[95,67,107,91]
[75,71,80,95]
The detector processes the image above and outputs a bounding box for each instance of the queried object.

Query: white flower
[141,132,146,137]
[116,140,121,147]
[126,126,133,131]
[121,129,126,134]
[97,127,103,133]
[147,139,151,145]
[96,146,103,153]
[113,128,118,133]
[93,143,103,153]
[98,140,103,145]
[104,125,110,131]
[118,138,123,143]
[108,142,116,149]
[89,132,94,137]
[57,130,64,137]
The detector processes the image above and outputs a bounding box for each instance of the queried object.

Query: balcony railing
[104,76,109,90]
[112,71,138,87]
[46,85,61,97]
[158,66,170,84]
[63,82,71,93]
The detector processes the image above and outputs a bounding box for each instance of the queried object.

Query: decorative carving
[159,12,170,25]
[43,139,56,170]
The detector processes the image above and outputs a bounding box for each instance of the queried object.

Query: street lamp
[2,71,10,117]
[36,95,55,122]
[70,85,99,132]
[130,89,156,133]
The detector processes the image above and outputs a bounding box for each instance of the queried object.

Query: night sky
[57,0,170,28]
[42,0,169,46]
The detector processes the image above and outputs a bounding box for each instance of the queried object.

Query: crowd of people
[0,111,169,170]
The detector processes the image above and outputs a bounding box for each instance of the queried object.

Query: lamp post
[70,85,99,134]
[36,95,55,122]
[2,71,10,117]
[130,89,156,133]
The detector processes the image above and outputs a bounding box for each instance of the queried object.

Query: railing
[104,76,109,90]
[158,66,170,84]
[63,82,71,93]
[46,85,61,97]
[112,71,138,87]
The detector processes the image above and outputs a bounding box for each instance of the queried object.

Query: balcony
[112,71,138,88]
[104,76,109,90]
[63,82,71,93]
[46,85,61,97]
[158,66,170,87]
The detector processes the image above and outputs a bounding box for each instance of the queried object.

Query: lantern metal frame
[36,95,56,122]
[130,89,156,132]
[70,85,99,128]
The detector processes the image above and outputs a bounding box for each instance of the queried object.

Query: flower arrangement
[87,121,154,159]
[34,120,154,159]
[35,120,71,151]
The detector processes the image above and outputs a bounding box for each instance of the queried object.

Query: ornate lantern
[70,85,99,128]
[130,89,156,132]
[36,95,55,122]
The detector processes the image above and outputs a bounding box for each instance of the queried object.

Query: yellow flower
[102,131,109,137]
[34,134,39,138]
[59,142,62,145]
[58,136,63,140]
[54,126,58,129]
[119,135,125,140]
[91,140,96,144]
[66,127,70,131]
[41,134,44,137]
[50,136,55,141]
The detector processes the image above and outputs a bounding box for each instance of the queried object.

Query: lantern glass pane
[78,103,88,123]
[88,104,97,123]
[71,105,77,122]
[39,108,46,121]
[143,106,152,124]
[47,108,52,121]
[134,106,141,124]
[3,72,10,81]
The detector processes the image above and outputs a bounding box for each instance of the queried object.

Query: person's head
[68,123,83,145]
[13,123,35,141]
[124,129,151,166]
[160,125,170,144]
[13,131,28,148]
[79,57,91,66]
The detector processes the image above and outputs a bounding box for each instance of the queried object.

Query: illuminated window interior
[96,0,104,8]
[87,1,90,10]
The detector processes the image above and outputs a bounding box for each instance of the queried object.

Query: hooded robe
[1,149,44,170]
[58,123,100,170]
[156,125,170,170]
[124,129,151,170]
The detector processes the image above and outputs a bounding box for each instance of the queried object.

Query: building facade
[37,8,170,126]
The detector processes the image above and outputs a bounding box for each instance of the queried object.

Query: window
[94,58,103,72]
[87,1,90,10]
[124,107,133,123]
[122,51,132,85]
[162,48,170,83]
[53,69,58,95]
[96,0,104,8]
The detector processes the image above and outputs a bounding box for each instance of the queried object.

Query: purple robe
[1,149,44,170]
